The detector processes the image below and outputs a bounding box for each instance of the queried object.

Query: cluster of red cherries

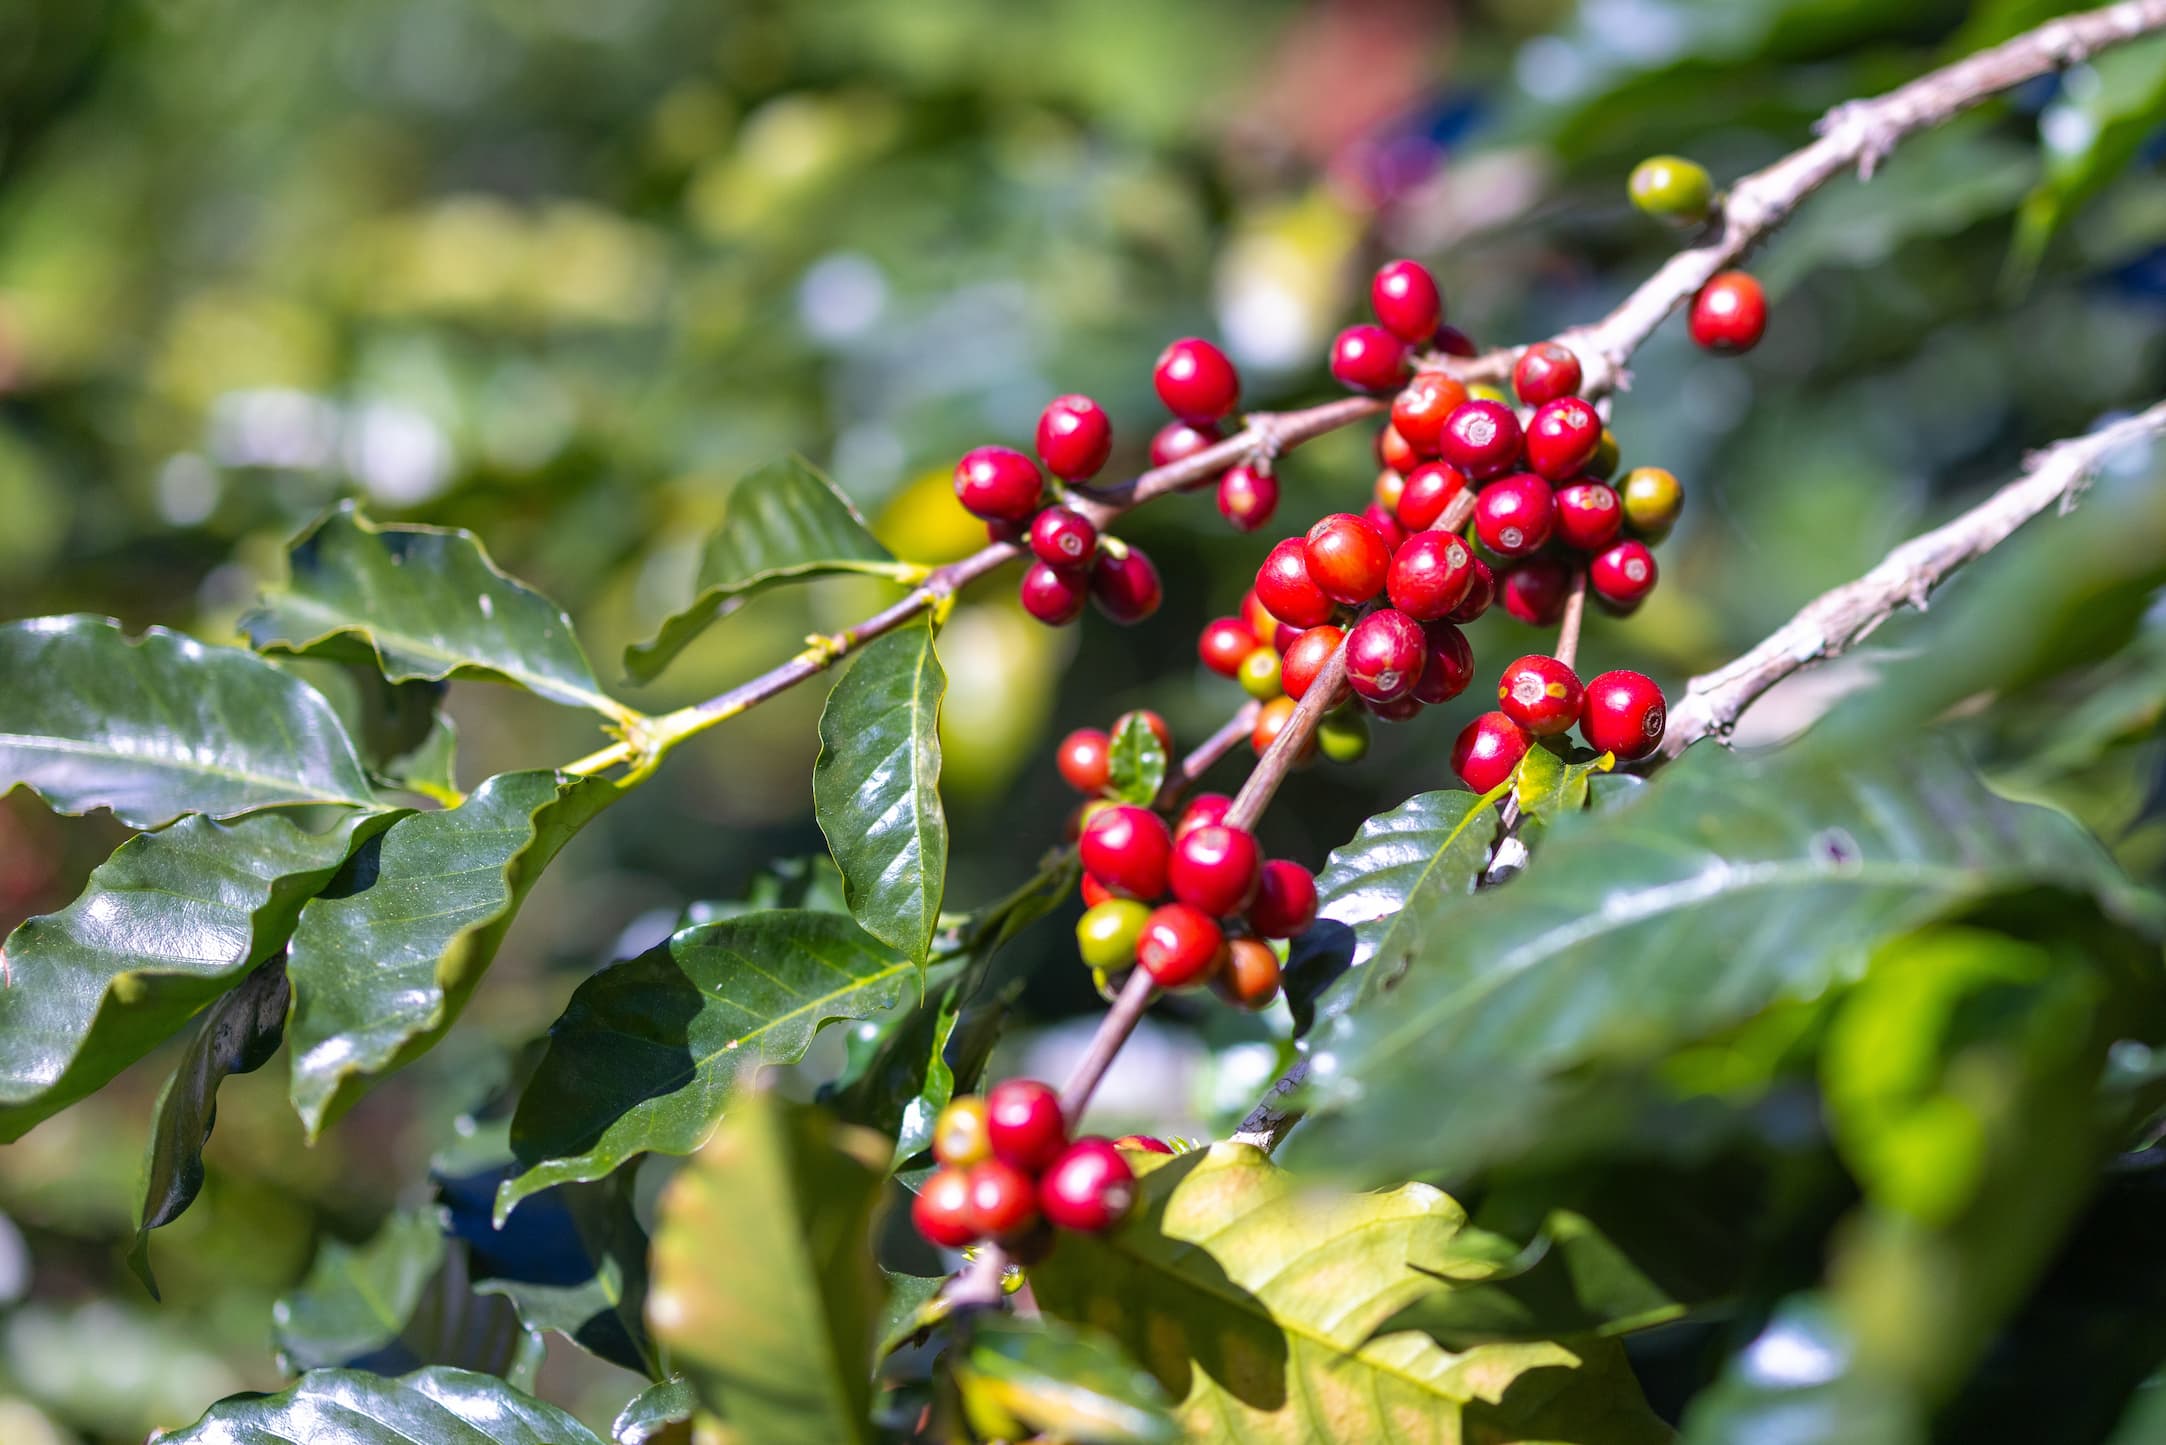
[913,1080,1170,1256]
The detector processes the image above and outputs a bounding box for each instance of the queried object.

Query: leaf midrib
[259,594,611,715]
[0,732,371,809]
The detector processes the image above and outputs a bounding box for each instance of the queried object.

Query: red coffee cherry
[1056,728,1111,794]
[1079,874,1114,909]
[1390,370,1469,456]
[1589,539,1658,612]
[1473,473,1556,558]
[1240,587,1278,641]
[1370,258,1444,344]
[1217,463,1279,533]
[1117,1134,1176,1154]
[1029,506,1099,570]
[932,1096,992,1167]
[1411,620,1474,704]
[954,445,1043,523]
[1021,562,1090,625]
[1525,397,1602,481]
[1331,324,1412,394]
[1446,556,1496,623]
[1137,902,1226,987]
[1373,467,1407,512]
[1303,513,1392,606]
[1581,669,1668,760]
[1433,324,1477,357]
[1249,859,1318,939]
[1154,337,1240,422]
[1513,342,1583,405]
[1170,823,1263,916]
[1036,394,1113,482]
[1452,711,1532,794]
[913,1166,979,1248]
[1497,654,1585,736]
[1364,693,1423,723]
[1397,461,1469,531]
[1553,480,1624,552]
[1255,537,1336,629]
[1150,418,1222,467]
[1198,617,1259,678]
[1378,424,1419,475]
[1362,503,1408,554]
[1112,709,1173,755]
[1250,696,1316,761]
[1439,399,1525,480]
[1175,792,1234,837]
[1281,625,1346,703]
[1689,271,1767,354]
[986,1078,1069,1172]
[1387,530,1478,620]
[1039,1137,1136,1233]
[1080,804,1173,900]
[1215,937,1283,1010]
[966,1158,1041,1240]
[1500,556,1571,625]
[1344,608,1426,704]
[1089,547,1163,624]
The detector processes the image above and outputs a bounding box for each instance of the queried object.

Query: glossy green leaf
[876,1271,947,1357]
[1030,1143,1666,1444]
[0,614,374,827]
[499,910,915,1219]
[626,455,902,684]
[459,1170,657,1377]
[1291,745,2158,1185]
[243,502,626,718]
[1382,1210,1685,1348]
[287,769,622,1136]
[275,658,462,804]
[646,1092,889,1445]
[613,1377,696,1445]
[955,1315,1179,1445]
[163,1366,602,1445]
[0,808,389,1142]
[127,956,292,1297]
[1513,743,1610,825]
[814,618,947,962]
[1106,712,1169,807]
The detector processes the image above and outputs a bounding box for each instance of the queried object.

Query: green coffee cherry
[1467,381,1511,407]
[1317,706,1371,764]
[1620,466,1684,540]
[1237,646,1283,700]
[1589,427,1621,480]
[1628,155,1714,225]
[1076,897,1151,970]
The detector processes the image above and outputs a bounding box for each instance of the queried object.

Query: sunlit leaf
[162,1366,600,1444]
[955,1315,1179,1445]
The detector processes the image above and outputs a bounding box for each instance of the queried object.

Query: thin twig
[1158,702,1260,809]
[1058,967,1158,1119]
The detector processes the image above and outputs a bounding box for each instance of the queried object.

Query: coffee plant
[7,3,2166,1442]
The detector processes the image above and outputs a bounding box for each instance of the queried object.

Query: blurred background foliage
[2,0,2165,1439]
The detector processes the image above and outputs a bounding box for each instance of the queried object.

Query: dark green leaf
[876,1270,947,1357]
[955,1315,1179,1445]
[499,911,915,1219]
[1291,745,2159,1185]
[626,456,902,684]
[0,614,374,826]
[162,1366,602,1444]
[814,618,947,962]
[243,502,626,718]
[1106,712,1169,807]
[0,808,390,1142]
[127,955,292,1297]
[1382,1210,1685,1348]
[286,768,623,1136]
[274,658,461,803]
[646,1091,890,1445]
[613,1377,696,1445]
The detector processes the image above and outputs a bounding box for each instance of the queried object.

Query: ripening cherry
[1079,804,1173,900]
[1497,654,1585,736]
[1580,669,1667,760]
[1020,562,1090,625]
[1474,474,1556,558]
[1331,324,1411,394]
[1304,513,1393,605]
[1281,625,1345,703]
[1039,1137,1136,1233]
[1553,481,1624,552]
[1397,461,1469,531]
[1525,397,1603,481]
[1215,938,1283,1010]
[1112,709,1173,755]
[1362,503,1408,554]
[1036,395,1114,481]
[1500,556,1571,626]
[1370,258,1444,344]
[1316,705,1370,763]
[1251,695,1316,760]
[1029,506,1099,570]
[1240,587,1277,642]
[913,1166,979,1248]
[1238,646,1283,700]
[1198,617,1259,678]
[986,1078,1068,1172]
[1411,620,1474,705]
[1218,463,1279,533]
[1117,1134,1176,1154]
[1137,902,1226,987]
[1056,728,1111,794]
[1391,371,1469,456]
[1154,337,1240,422]
[1170,823,1263,916]
[1378,423,1419,475]
[1439,399,1525,480]
[932,1096,992,1167]
[954,446,1044,523]
[1076,897,1152,971]
[1345,608,1425,705]
[1249,859,1317,939]
[1452,711,1533,794]
[1689,271,1767,353]
[1513,342,1583,405]
[1079,874,1114,909]
[966,1158,1041,1239]
[1150,418,1221,467]
[1447,556,1496,623]
[1175,793,1233,837]
[1620,466,1684,540]
[1090,547,1163,624]
[1387,530,1478,620]
[1629,155,1715,226]
[1254,537,1337,629]
[1589,539,1658,612]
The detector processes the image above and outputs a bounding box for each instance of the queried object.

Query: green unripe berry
[1237,646,1283,700]
[1589,427,1621,480]
[1467,382,1511,407]
[1317,706,1371,764]
[1629,155,1714,225]
[1076,898,1151,970]
[1620,466,1684,540]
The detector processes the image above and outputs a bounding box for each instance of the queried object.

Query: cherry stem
[1555,568,1588,672]
[1159,702,1260,809]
